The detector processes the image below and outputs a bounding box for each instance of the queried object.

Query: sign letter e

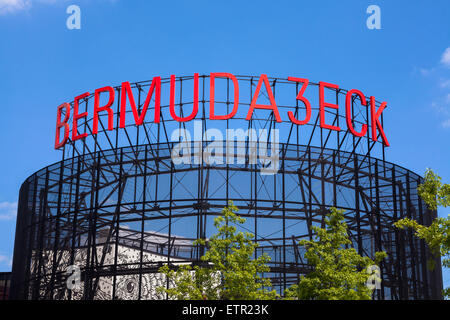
[66,5,81,30]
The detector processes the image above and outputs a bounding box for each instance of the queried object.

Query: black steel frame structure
[0,272,11,300]
[10,75,443,300]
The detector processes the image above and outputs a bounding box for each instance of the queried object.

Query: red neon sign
[55,73,390,149]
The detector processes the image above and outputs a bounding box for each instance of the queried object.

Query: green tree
[157,201,278,300]
[285,207,387,300]
[394,168,450,298]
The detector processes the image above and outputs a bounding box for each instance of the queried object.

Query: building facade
[10,74,443,299]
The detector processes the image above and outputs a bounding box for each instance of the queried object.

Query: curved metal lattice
[11,141,442,300]
[9,75,443,300]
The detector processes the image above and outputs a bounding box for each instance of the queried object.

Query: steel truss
[10,75,443,300]
[10,142,443,300]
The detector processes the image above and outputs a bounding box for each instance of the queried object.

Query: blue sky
[0,0,449,290]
